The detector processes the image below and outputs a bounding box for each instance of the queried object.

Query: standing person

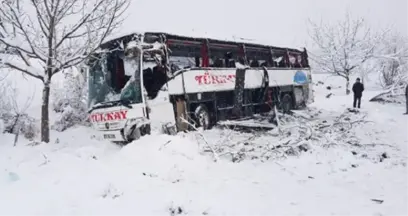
[352,78,364,108]
[404,84,408,115]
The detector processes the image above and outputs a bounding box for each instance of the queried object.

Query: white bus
[85,32,313,143]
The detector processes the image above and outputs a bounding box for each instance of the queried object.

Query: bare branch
[180,117,219,162]
[4,62,44,81]
[30,0,50,37]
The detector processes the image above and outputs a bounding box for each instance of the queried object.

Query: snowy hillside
[0,73,407,215]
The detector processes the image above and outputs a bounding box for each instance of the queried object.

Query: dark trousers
[353,95,361,108]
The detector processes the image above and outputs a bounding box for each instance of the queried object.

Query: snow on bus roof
[104,28,304,52]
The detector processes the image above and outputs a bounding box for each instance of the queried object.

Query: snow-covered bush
[366,34,408,103]
[0,76,39,140]
[0,118,4,134]
[52,68,89,132]
[0,80,12,116]
[0,82,5,134]
[0,77,13,135]
[2,113,38,140]
[376,34,408,90]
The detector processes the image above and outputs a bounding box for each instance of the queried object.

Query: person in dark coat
[352,78,364,108]
[404,84,408,115]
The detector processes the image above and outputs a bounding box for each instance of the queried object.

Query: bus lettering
[195,72,236,85]
[90,110,128,122]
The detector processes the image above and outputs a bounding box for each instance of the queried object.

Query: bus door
[143,64,177,135]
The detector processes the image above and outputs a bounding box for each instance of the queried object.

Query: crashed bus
[85,32,313,142]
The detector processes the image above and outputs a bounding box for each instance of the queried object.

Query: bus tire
[281,93,293,114]
[194,104,211,130]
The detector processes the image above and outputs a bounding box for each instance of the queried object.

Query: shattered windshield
[87,50,143,108]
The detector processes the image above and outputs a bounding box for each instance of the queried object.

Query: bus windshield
[87,50,143,108]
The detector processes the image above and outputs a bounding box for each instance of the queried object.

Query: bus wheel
[194,104,211,130]
[281,94,293,114]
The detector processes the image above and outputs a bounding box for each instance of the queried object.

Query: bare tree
[0,0,129,142]
[375,33,408,90]
[308,11,383,94]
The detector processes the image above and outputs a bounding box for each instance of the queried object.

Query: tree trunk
[345,76,350,95]
[41,83,51,143]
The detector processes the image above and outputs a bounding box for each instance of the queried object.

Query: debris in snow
[180,117,219,162]
[172,179,181,184]
[379,152,389,162]
[38,153,50,166]
[369,85,406,105]
[371,199,384,204]
[26,141,41,146]
[381,152,388,159]
[159,140,172,151]
[188,107,386,163]
[326,93,333,98]
[142,172,158,178]
[101,184,122,199]
[168,204,184,216]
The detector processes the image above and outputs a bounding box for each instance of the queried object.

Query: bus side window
[271,50,286,68]
[250,59,259,67]
[167,42,201,71]
[213,58,224,67]
[246,48,270,68]
[208,43,241,68]
[295,54,302,68]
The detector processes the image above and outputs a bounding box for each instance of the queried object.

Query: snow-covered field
[0,73,407,215]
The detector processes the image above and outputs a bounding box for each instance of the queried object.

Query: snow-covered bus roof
[102,30,305,53]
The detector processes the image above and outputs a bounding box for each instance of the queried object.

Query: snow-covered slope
[0,73,407,215]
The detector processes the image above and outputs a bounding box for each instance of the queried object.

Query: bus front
[87,36,150,142]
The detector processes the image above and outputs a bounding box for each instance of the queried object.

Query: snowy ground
[0,74,407,215]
